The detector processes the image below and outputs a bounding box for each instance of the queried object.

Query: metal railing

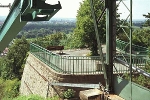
[116,39,149,55]
[30,43,150,75]
[30,43,104,75]
[114,55,150,74]
[115,39,150,77]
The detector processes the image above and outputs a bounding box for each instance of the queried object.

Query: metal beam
[106,0,116,93]
[89,0,109,91]
[129,1,133,99]
[89,0,116,93]
[114,58,150,78]
[0,0,61,52]
[50,82,100,89]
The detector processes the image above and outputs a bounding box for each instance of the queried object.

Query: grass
[3,94,59,100]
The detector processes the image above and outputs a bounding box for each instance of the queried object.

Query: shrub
[13,94,59,100]
[0,78,20,100]
[62,89,75,99]
[0,78,5,100]
[3,79,20,99]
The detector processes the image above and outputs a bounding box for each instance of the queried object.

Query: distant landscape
[0,16,76,22]
[0,16,147,40]
[0,0,150,99]
[0,16,76,38]
[0,16,146,27]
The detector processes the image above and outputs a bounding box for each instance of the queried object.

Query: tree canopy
[143,13,150,26]
[0,37,29,79]
[73,0,106,55]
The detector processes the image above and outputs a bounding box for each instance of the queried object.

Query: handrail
[29,43,150,75]
[30,43,104,74]
[114,57,150,78]
[116,39,149,55]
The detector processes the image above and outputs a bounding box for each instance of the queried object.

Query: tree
[31,32,67,48]
[48,33,62,45]
[132,29,150,47]
[73,0,106,55]
[1,37,30,79]
[143,13,150,26]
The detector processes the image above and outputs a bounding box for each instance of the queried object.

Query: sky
[0,0,83,18]
[0,0,149,19]
[117,0,150,20]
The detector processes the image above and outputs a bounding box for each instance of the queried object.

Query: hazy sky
[0,0,149,19]
[0,0,83,18]
[118,0,150,20]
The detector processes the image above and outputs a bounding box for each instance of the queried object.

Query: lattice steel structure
[90,0,150,98]
[90,0,117,93]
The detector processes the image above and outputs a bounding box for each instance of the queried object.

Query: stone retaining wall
[20,53,105,98]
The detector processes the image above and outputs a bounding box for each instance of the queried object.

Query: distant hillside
[0,16,76,22]
[0,15,146,28]
[133,19,146,27]
[1,16,146,24]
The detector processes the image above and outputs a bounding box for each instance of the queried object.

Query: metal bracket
[31,0,62,9]
[20,0,62,21]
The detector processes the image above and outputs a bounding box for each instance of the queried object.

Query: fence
[30,43,104,75]
[116,39,149,55]
[30,43,150,75]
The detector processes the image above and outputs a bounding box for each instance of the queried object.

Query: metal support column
[89,0,109,90]
[106,0,116,93]
[129,0,133,99]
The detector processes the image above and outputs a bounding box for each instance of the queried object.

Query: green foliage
[145,62,150,73]
[13,95,59,100]
[124,74,150,89]
[116,19,130,42]
[31,32,67,49]
[0,37,29,80]
[124,63,150,89]
[73,0,106,55]
[0,57,15,79]
[65,32,85,49]
[0,77,58,100]
[0,78,20,99]
[0,78,5,100]
[132,28,150,47]
[48,32,67,46]
[117,27,150,48]
[143,13,150,26]
[61,89,75,99]
[18,20,75,39]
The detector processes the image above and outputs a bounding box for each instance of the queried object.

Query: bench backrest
[47,46,64,51]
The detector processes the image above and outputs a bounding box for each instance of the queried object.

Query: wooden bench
[46,46,64,53]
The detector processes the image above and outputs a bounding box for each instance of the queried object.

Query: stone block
[79,89,103,100]
[104,94,125,100]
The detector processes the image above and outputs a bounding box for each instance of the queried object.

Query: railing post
[73,56,74,75]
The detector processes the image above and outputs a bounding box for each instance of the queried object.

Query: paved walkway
[53,45,106,56]
[43,45,129,74]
